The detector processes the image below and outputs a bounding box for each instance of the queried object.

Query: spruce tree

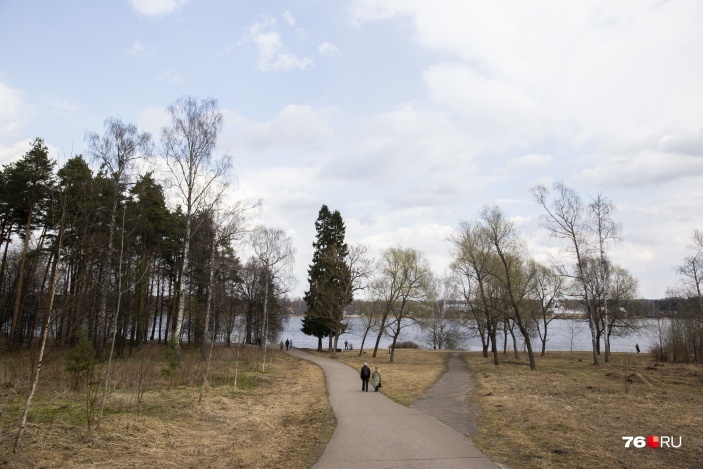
[302,205,352,352]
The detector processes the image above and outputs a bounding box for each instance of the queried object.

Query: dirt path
[410,352,479,437]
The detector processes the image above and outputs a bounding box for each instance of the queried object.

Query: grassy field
[3,344,702,468]
[467,351,703,469]
[308,347,450,405]
[0,344,334,468]
[310,347,703,469]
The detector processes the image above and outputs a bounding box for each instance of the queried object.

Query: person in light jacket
[371,366,382,392]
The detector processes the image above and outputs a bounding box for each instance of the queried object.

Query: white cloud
[124,41,146,55]
[241,16,314,72]
[221,105,337,154]
[0,138,33,166]
[353,0,703,146]
[0,81,22,129]
[137,106,169,139]
[129,0,187,17]
[318,42,339,57]
[659,129,703,157]
[577,150,703,188]
[46,98,79,117]
[157,70,184,82]
[505,154,553,171]
[282,10,296,26]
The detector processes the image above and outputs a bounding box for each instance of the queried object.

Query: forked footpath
[289,349,500,469]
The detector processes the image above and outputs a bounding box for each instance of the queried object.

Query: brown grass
[0,344,334,468]
[467,351,703,469]
[307,348,450,406]
[5,344,701,469]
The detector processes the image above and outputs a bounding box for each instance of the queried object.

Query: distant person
[289,339,293,349]
[285,339,290,350]
[360,362,371,392]
[371,366,382,392]
[279,340,284,351]
[636,343,640,353]
[344,340,348,350]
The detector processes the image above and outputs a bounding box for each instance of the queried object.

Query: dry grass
[467,352,703,469]
[307,348,450,406]
[5,343,701,469]
[0,344,334,468]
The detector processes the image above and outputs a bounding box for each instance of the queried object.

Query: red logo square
[647,435,660,448]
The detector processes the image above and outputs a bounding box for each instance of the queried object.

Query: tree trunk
[174,217,191,361]
[200,244,216,361]
[14,210,64,452]
[10,211,33,351]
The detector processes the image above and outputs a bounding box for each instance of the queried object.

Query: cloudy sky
[1,0,702,299]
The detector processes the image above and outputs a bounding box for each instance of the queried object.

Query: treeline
[299,200,642,370]
[0,97,290,360]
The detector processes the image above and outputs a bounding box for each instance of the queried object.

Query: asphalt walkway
[288,348,499,469]
[410,353,480,437]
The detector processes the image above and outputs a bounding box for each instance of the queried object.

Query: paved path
[410,353,479,437]
[289,349,499,469]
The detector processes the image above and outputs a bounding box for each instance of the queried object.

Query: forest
[0,97,291,364]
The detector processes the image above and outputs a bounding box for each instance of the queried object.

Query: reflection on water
[280,316,661,353]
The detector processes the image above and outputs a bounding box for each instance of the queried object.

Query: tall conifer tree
[302,205,352,353]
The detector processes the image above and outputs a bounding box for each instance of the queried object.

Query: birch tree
[162,96,231,361]
[532,182,601,365]
[588,194,619,362]
[86,118,151,357]
[250,225,294,371]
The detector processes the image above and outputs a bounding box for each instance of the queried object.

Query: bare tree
[532,182,601,365]
[86,119,151,357]
[480,206,538,370]
[250,225,295,371]
[200,200,257,361]
[531,262,565,356]
[588,193,620,362]
[354,299,382,356]
[450,221,502,364]
[421,273,463,350]
[161,96,231,361]
[372,247,431,362]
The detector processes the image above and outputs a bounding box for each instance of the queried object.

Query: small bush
[394,341,420,349]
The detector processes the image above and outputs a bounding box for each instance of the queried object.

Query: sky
[1,0,703,300]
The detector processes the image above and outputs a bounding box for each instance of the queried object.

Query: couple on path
[360,362,382,392]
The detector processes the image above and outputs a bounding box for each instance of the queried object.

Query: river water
[280,316,662,353]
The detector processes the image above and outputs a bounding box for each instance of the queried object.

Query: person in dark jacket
[360,362,371,392]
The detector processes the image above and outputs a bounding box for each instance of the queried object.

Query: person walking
[279,340,284,351]
[371,366,382,392]
[285,339,290,350]
[360,362,371,392]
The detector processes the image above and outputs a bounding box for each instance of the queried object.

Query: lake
[280,316,662,353]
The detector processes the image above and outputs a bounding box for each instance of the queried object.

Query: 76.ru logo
[622,436,682,448]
